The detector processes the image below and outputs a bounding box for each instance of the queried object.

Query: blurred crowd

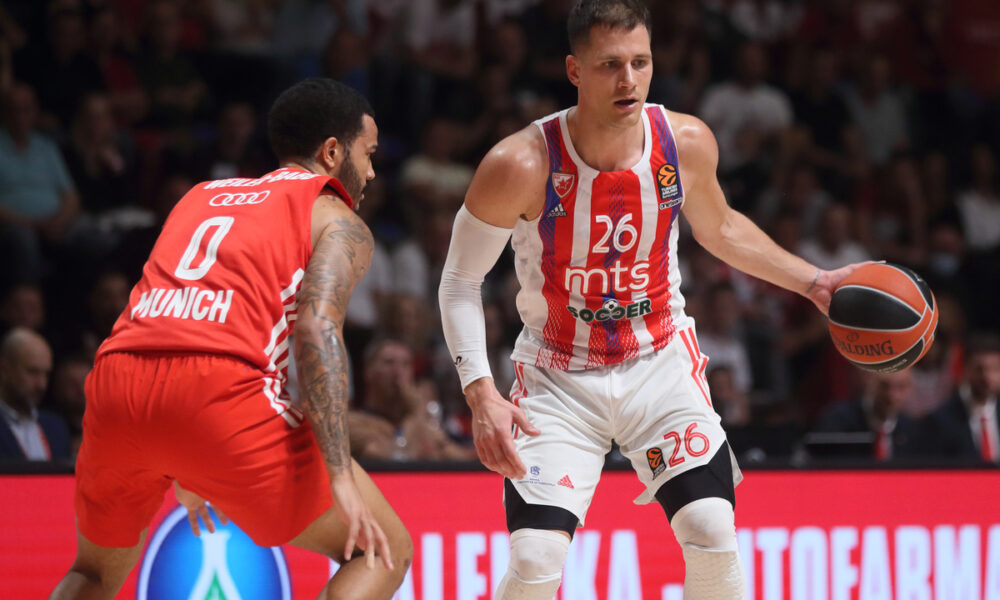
[1,0,999,467]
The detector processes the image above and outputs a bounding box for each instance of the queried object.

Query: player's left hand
[173,480,228,537]
[806,261,881,316]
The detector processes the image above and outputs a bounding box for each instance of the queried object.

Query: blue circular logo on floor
[137,506,291,600]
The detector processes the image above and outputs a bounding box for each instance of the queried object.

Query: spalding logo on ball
[828,263,938,373]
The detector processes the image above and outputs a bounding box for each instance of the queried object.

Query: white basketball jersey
[510,104,692,371]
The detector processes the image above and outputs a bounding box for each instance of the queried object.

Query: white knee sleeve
[494,529,570,600]
[671,497,746,600]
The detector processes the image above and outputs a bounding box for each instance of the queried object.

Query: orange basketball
[828,263,938,373]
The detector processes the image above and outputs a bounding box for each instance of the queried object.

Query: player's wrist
[463,377,496,407]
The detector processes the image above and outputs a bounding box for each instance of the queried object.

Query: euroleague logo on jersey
[209,190,270,206]
[657,163,681,209]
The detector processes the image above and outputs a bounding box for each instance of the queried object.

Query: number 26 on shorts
[663,423,710,467]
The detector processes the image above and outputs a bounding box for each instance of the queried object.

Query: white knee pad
[494,529,570,600]
[671,498,746,600]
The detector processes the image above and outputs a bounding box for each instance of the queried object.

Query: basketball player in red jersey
[439,2,871,598]
[50,79,411,600]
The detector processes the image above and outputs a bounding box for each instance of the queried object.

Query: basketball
[827,263,938,373]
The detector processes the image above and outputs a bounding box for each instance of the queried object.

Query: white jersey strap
[439,205,514,389]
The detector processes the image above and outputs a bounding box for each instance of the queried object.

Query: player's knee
[392,528,414,576]
[670,497,737,552]
[508,529,570,582]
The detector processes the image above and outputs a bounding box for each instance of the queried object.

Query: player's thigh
[288,459,411,563]
[507,363,612,529]
[613,327,742,508]
[75,354,174,548]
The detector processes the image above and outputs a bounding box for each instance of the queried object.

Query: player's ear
[566,54,581,87]
[318,137,341,170]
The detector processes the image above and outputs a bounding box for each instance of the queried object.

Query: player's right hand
[464,377,540,480]
[331,473,394,571]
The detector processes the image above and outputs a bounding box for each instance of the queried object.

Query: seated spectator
[922,333,1000,464]
[0,83,80,286]
[843,54,909,166]
[807,369,925,462]
[348,339,473,461]
[0,328,70,462]
[695,281,753,395]
[189,101,271,181]
[706,365,750,428]
[49,355,90,458]
[698,42,792,173]
[13,5,102,128]
[135,0,209,128]
[61,93,151,259]
[956,143,1000,253]
[797,202,870,271]
[400,117,474,211]
[0,282,44,334]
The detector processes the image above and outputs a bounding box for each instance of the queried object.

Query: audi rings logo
[209,190,270,206]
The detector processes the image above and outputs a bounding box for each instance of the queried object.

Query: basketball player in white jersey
[439,1,870,598]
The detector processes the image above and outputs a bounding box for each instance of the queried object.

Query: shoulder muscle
[465,125,549,227]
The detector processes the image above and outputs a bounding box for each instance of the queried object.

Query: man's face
[336,114,379,209]
[967,352,1000,400]
[569,25,652,125]
[0,340,52,412]
[871,370,912,416]
[365,343,414,408]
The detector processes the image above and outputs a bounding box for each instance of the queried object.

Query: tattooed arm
[295,194,391,566]
[296,196,372,475]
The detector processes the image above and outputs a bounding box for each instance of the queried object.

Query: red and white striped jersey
[510,105,691,370]
[99,167,350,424]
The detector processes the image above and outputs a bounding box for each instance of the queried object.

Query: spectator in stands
[348,339,473,461]
[707,365,750,428]
[809,368,925,462]
[49,355,90,458]
[695,281,753,395]
[400,117,474,212]
[88,4,148,126]
[135,0,209,128]
[61,92,150,263]
[956,142,1000,253]
[755,163,833,239]
[923,333,1000,463]
[14,6,102,129]
[0,327,70,462]
[0,82,79,286]
[788,47,866,189]
[844,54,909,166]
[392,209,454,305]
[798,202,870,271]
[861,153,927,266]
[190,101,271,181]
[698,41,793,173]
[0,283,44,334]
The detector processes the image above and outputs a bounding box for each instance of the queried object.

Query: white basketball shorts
[506,324,742,526]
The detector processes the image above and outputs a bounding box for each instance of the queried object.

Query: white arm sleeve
[438,205,513,390]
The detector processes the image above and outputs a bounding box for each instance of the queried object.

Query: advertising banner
[2,470,998,599]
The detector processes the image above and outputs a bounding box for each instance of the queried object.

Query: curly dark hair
[267,78,375,162]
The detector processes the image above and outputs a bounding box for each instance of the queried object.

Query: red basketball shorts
[75,351,332,548]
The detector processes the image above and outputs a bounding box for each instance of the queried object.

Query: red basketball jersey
[510,105,691,370]
[99,167,350,423]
